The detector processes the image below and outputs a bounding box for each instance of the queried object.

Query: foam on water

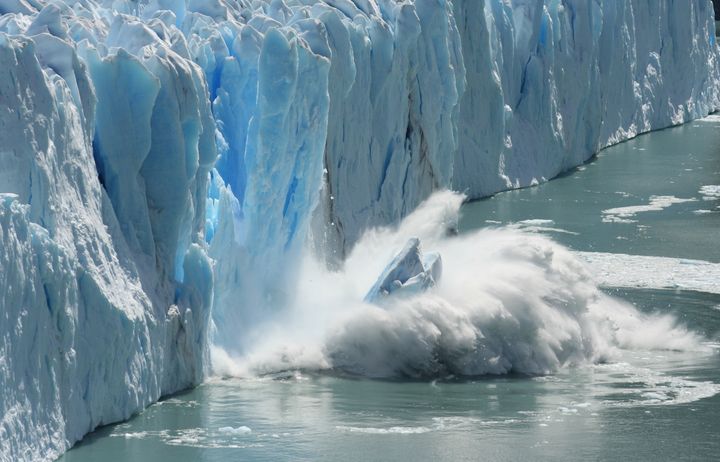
[700,185,720,200]
[698,114,720,122]
[593,362,720,407]
[212,192,705,379]
[336,425,433,435]
[576,252,720,295]
[111,427,258,449]
[507,219,580,235]
[219,426,252,435]
[602,196,697,222]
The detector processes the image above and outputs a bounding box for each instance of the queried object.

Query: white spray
[211,191,703,378]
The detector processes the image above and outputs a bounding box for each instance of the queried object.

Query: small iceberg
[364,238,442,303]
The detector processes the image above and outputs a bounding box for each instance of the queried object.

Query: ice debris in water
[364,238,442,303]
[218,426,252,435]
[700,185,720,200]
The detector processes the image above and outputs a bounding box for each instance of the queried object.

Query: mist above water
[211,191,703,379]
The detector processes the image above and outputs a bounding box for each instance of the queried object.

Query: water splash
[211,191,703,379]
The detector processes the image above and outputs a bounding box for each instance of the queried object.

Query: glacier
[1,0,719,460]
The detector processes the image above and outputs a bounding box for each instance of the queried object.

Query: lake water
[61,118,720,461]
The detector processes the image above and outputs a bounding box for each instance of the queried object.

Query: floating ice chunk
[218,426,252,435]
[602,196,697,222]
[121,432,149,439]
[700,185,720,200]
[576,252,720,295]
[364,237,442,303]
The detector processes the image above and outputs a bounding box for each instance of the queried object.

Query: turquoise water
[61,119,720,461]
[459,117,720,262]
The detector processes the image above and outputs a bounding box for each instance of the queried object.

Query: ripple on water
[592,362,720,407]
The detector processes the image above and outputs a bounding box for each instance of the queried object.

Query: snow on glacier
[1,0,720,460]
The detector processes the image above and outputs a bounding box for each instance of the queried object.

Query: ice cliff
[1,0,719,460]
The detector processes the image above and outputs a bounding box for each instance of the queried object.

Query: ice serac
[198,18,331,353]
[314,0,720,252]
[451,0,720,198]
[1,0,720,460]
[0,13,214,461]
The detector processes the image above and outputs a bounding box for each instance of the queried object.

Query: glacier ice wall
[452,0,720,199]
[201,0,720,356]
[0,13,214,462]
[316,0,720,252]
[1,0,719,460]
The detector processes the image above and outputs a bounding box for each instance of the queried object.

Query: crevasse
[0,0,718,460]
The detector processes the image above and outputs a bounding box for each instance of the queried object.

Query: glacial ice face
[316,0,720,252]
[452,0,720,199]
[201,0,720,357]
[0,15,214,462]
[1,0,720,460]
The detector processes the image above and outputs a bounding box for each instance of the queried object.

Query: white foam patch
[110,427,258,449]
[120,432,148,439]
[336,416,527,435]
[698,114,720,122]
[508,219,580,235]
[576,252,720,295]
[517,219,555,226]
[219,426,252,435]
[155,399,200,408]
[602,196,697,222]
[700,185,720,201]
[692,209,714,215]
[333,370,720,438]
[336,425,432,435]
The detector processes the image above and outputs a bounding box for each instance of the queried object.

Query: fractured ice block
[364,237,442,303]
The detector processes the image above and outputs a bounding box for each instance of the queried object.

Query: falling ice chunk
[364,237,442,304]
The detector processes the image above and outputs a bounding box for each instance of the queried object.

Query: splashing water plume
[211,192,703,379]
